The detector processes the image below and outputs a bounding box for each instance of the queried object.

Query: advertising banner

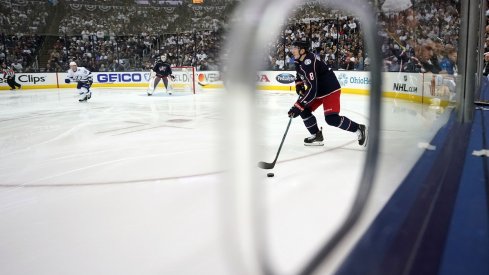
[0,70,451,105]
[0,73,58,89]
[382,72,424,103]
[58,72,153,88]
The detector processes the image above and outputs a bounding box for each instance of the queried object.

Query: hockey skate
[78,92,89,102]
[304,128,324,146]
[357,124,367,146]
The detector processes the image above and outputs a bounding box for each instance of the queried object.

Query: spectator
[107,59,123,72]
[483,52,489,77]
[355,52,364,71]
[345,56,355,71]
[275,55,285,70]
[416,44,442,74]
[439,45,457,75]
[11,60,23,72]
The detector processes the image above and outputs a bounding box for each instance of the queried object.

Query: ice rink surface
[0,88,449,275]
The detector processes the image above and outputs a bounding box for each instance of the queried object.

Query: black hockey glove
[288,102,305,118]
[295,79,306,96]
[65,79,71,84]
[170,75,175,80]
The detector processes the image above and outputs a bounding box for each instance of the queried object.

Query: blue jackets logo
[337,73,348,86]
[275,73,295,84]
[143,73,151,81]
[336,73,370,86]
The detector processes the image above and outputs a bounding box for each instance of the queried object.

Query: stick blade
[257,161,274,169]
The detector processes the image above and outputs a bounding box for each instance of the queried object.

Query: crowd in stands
[266,0,460,74]
[0,0,463,75]
[377,0,460,74]
[50,0,230,71]
[482,0,489,77]
[44,30,222,73]
[0,0,52,72]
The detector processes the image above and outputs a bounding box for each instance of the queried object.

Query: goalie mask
[160,55,167,62]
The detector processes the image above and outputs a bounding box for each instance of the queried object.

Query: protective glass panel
[0,0,463,275]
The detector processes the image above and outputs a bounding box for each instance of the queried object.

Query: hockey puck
[267,173,274,177]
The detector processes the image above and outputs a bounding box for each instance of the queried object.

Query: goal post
[171,66,197,94]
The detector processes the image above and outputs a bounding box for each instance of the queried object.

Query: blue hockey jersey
[294,52,341,106]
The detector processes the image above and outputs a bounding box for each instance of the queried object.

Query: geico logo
[97,73,142,83]
[18,75,46,84]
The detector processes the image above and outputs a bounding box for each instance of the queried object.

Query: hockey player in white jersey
[65,61,93,102]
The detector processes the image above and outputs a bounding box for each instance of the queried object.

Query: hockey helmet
[69,61,77,66]
[160,54,167,62]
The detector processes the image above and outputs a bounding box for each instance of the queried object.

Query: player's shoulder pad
[303,53,316,65]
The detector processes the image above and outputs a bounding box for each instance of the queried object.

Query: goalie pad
[147,76,156,94]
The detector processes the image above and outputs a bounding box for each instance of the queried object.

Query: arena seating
[0,0,462,73]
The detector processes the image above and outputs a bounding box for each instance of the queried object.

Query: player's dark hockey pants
[154,76,169,89]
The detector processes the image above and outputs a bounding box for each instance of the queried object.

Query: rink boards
[0,70,454,105]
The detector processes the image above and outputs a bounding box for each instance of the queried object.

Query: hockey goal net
[170,66,197,94]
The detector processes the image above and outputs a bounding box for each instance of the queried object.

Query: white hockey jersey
[66,67,92,83]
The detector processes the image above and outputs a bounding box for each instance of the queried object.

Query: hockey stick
[197,81,218,87]
[197,77,222,87]
[475,100,489,106]
[258,117,293,169]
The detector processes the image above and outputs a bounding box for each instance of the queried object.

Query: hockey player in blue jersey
[65,61,93,102]
[147,54,175,96]
[288,41,367,146]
